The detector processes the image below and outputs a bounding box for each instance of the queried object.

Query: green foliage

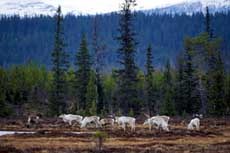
[128,109,134,117]
[206,38,225,116]
[92,18,106,115]
[145,45,156,115]
[75,33,91,112]
[103,74,116,114]
[116,0,140,115]
[96,73,105,115]
[86,71,98,115]
[225,74,230,115]
[93,131,108,151]
[50,6,69,116]
[183,38,201,114]
[0,68,10,117]
[161,60,176,116]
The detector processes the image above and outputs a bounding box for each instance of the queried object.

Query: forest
[0,11,229,70]
[0,2,229,118]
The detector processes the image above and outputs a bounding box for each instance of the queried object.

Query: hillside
[0,12,229,71]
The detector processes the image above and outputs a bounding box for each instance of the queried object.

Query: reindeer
[115,116,136,132]
[80,116,101,128]
[59,114,83,126]
[100,118,115,128]
[187,118,200,131]
[26,114,41,128]
[143,117,169,131]
[143,113,170,131]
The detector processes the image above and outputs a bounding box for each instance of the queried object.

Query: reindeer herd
[27,113,202,132]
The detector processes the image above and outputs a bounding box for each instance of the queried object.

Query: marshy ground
[0,117,229,153]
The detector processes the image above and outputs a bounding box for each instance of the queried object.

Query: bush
[93,131,108,151]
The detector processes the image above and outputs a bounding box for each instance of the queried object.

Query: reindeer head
[59,114,65,118]
[143,118,150,125]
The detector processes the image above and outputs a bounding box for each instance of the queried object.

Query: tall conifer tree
[145,45,156,115]
[204,7,225,116]
[183,38,201,114]
[206,40,225,116]
[205,7,213,39]
[116,0,139,115]
[50,6,69,115]
[161,60,176,116]
[175,55,186,115]
[92,17,105,115]
[85,71,98,115]
[75,34,91,112]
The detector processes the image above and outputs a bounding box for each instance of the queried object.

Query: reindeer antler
[143,113,150,118]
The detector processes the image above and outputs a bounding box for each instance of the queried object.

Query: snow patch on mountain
[144,0,230,15]
[0,0,229,17]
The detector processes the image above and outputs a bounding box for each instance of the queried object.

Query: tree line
[0,9,229,71]
[0,1,229,117]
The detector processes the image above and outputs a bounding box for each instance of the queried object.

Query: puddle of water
[70,131,96,134]
[0,131,95,136]
[0,131,35,136]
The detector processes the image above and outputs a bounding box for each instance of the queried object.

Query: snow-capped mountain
[0,0,57,16]
[0,0,84,16]
[0,0,229,17]
[145,0,230,15]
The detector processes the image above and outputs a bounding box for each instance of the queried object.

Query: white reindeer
[80,116,101,128]
[187,118,200,131]
[143,113,170,124]
[156,115,170,124]
[59,114,83,126]
[143,116,169,132]
[100,118,115,128]
[115,116,136,132]
[27,115,40,127]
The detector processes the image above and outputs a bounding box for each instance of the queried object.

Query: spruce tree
[75,34,91,112]
[92,17,105,115]
[225,75,230,115]
[86,71,98,115]
[50,6,69,115]
[203,8,226,116]
[175,55,186,115]
[183,38,201,114]
[116,0,139,115]
[0,68,8,117]
[206,40,225,116]
[145,45,156,115]
[205,7,213,39]
[161,60,176,116]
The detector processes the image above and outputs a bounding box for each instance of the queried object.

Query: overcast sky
[42,0,187,14]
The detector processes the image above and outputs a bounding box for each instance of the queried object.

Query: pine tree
[183,38,201,114]
[161,60,176,116]
[75,34,91,112]
[203,8,226,116]
[116,0,139,115]
[92,17,106,115]
[206,39,225,116]
[86,71,98,115]
[205,7,213,39]
[225,75,230,115]
[175,55,186,115]
[66,67,77,113]
[50,6,69,116]
[145,45,156,115]
[0,68,8,117]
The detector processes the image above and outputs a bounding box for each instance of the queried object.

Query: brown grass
[0,117,230,153]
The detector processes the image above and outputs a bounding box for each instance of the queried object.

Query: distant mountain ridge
[0,0,230,17]
[144,0,230,15]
